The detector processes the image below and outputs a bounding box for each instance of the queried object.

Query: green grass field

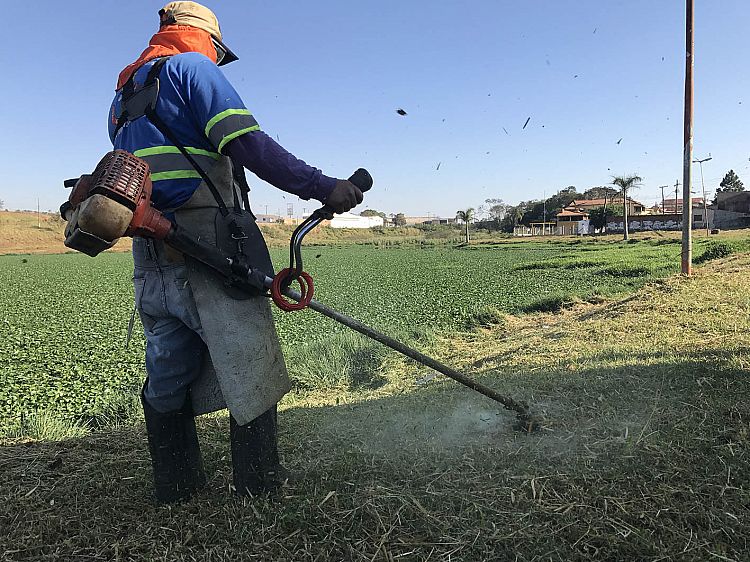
[0,236,703,434]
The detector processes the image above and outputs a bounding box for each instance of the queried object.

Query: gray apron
[173,157,291,425]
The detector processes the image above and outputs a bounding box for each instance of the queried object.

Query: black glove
[325,180,364,214]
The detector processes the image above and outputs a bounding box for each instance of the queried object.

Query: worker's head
[158,2,238,66]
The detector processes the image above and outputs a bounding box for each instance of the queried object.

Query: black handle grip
[348,168,373,192]
[63,177,80,188]
[315,168,373,220]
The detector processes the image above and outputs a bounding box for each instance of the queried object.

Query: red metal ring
[271,268,314,311]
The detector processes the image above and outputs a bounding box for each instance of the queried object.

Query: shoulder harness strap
[114,57,234,218]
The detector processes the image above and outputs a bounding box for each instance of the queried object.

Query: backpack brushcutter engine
[61,150,541,432]
[61,150,171,256]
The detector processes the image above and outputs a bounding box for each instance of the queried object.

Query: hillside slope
[1,255,748,560]
[0,210,453,254]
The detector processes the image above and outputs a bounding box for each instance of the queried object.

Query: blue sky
[1,1,749,217]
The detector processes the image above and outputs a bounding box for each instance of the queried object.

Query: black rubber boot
[141,391,206,504]
[230,405,290,496]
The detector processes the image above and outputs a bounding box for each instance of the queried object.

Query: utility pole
[37,198,40,229]
[542,192,546,236]
[693,156,712,235]
[658,185,668,214]
[681,0,694,275]
[674,180,680,214]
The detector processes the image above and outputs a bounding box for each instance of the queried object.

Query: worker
[109,1,364,503]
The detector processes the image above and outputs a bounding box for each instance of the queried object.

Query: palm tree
[456,208,475,244]
[611,175,643,240]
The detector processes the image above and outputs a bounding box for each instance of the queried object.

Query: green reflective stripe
[217,125,261,153]
[208,113,260,150]
[204,108,252,138]
[134,146,220,160]
[150,170,202,182]
[139,152,219,175]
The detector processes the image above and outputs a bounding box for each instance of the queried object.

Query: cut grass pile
[0,253,748,560]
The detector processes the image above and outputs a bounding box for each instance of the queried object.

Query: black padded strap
[231,159,253,215]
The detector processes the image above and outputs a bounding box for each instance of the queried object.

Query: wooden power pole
[659,185,668,213]
[681,0,694,275]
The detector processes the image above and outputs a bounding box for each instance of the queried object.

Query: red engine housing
[69,149,172,241]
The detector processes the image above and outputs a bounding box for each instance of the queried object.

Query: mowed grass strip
[0,253,748,560]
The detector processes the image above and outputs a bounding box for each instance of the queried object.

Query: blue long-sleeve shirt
[110,52,336,210]
[225,132,336,203]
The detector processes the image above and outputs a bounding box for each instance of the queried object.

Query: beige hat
[158,2,238,65]
[159,2,222,38]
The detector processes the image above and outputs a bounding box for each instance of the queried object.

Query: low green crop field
[0,236,722,434]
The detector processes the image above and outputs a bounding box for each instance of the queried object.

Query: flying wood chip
[396,108,407,116]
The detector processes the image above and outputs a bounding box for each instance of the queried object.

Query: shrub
[522,293,578,313]
[599,265,651,277]
[465,307,505,330]
[695,241,735,264]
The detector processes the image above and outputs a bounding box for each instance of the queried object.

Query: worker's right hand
[326,180,364,214]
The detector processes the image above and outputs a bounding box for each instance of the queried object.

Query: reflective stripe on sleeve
[204,108,260,153]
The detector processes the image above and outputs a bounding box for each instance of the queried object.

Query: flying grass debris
[522,117,531,130]
[396,108,407,116]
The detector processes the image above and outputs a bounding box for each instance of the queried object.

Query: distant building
[329,212,384,229]
[565,197,645,215]
[256,214,283,224]
[556,208,590,235]
[398,215,457,226]
[514,222,557,236]
[422,217,457,225]
[714,191,750,213]
[402,216,431,225]
[662,197,704,214]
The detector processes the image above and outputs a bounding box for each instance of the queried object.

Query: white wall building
[329,212,384,229]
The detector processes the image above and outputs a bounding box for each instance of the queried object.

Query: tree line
[474,185,621,233]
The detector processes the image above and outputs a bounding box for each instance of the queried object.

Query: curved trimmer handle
[317,168,373,219]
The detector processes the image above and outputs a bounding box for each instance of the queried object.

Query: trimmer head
[515,410,545,433]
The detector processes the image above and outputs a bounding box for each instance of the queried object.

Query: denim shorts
[133,237,207,413]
